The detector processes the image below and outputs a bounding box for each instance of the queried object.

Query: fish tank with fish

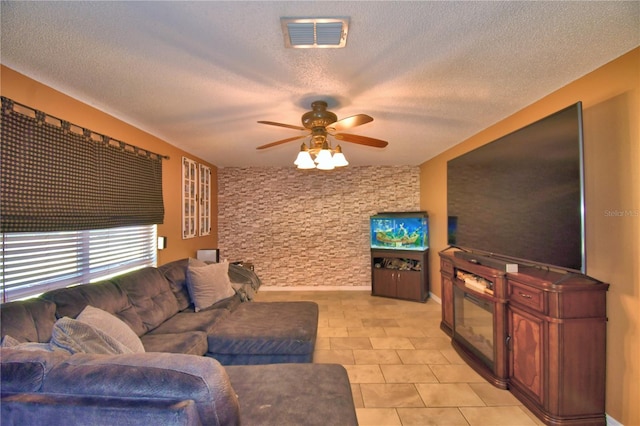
[370,212,429,250]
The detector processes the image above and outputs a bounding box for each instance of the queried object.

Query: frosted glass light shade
[293,151,316,169]
[316,157,335,170]
[294,151,315,169]
[314,148,332,165]
[332,152,348,167]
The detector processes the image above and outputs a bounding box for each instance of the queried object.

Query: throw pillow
[187,259,236,312]
[50,317,134,355]
[76,305,145,353]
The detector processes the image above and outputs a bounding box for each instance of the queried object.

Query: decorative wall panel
[182,157,198,239]
[218,166,420,288]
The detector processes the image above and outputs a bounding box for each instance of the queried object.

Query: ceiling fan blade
[328,114,373,132]
[257,120,306,131]
[333,133,388,148]
[256,134,308,150]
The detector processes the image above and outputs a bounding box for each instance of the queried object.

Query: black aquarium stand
[371,249,429,302]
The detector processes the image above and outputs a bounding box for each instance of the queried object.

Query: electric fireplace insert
[453,285,495,369]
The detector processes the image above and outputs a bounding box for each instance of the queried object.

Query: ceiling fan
[256,100,388,170]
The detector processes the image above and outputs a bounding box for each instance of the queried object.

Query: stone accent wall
[218,166,420,287]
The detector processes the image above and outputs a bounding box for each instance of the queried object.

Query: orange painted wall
[420,48,639,424]
[1,65,218,265]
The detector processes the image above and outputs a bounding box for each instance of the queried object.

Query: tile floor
[255,290,544,426]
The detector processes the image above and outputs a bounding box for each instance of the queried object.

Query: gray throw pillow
[187,259,236,312]
[50,317,134,355]
[77,305,145,353]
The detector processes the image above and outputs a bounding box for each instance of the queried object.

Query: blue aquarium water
[370,212,429,250]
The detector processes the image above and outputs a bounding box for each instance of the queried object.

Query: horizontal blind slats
[1,225,157,301]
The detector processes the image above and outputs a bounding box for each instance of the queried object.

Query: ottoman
[226,363,358,426]
[206,301,318,365]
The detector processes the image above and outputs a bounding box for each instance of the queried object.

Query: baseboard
[606,413,623,426]
[259,285,371,292]
[260,286,443,303]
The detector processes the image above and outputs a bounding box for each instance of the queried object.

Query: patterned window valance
[0,96,166,232]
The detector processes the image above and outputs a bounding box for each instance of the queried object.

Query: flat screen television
[447,102,585,273]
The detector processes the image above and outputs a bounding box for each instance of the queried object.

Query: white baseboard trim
[259,285,371,292]
[606,414,623,426]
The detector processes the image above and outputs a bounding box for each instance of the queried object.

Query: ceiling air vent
[281,18,349,48]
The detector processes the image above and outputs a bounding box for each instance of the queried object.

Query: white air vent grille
[281,18,349,48]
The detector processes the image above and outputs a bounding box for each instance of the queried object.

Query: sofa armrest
[1,392,202,426]
[42,352,240,426]
[0,348,70,393]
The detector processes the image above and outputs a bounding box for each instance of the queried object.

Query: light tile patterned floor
[255,290,545,426]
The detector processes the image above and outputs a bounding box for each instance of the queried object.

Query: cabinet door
[396,270,421,301]
[508,307,544,405]
[373,268,396,297]
[441,275,454,333]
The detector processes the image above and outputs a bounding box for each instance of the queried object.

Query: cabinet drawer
[509,282,545,313]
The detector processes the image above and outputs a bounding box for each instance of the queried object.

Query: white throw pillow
[187,259,236,312]
[76,305,145,353]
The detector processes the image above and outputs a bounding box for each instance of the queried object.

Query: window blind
[0,96,165,232]
[1,225,157,302]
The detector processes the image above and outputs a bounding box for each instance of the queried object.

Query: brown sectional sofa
[0,259,358,425]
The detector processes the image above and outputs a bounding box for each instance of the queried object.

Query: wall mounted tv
[447,102,585,273]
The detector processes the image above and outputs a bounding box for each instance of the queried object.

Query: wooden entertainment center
[439,249,609,426]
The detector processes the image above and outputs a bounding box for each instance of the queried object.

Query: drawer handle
[518,292,532,299]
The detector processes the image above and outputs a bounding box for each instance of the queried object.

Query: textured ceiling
[1,1,638,168]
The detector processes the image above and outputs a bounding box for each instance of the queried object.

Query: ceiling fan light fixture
[293,139,348,170]
[281,18,349,48]
[257,99,384,169]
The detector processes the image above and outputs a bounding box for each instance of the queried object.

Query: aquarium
[370,212,429,251]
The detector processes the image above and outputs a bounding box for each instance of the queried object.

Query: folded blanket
[228,264,261,301]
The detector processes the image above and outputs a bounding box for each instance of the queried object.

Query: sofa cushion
[50,317,134,355]
[0,347,70,393]
[76,306,145,353]
[0,298,57,343]
[187,259,236,312]
[140,332,208,356]
[226,363,358,426]
[42,352,240,426]
[1,394,203,426]
[158,258,192,311]
[113,267,180,333]
[42,280,146,336]
[146,307,230,336]
[206,302,318,362]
